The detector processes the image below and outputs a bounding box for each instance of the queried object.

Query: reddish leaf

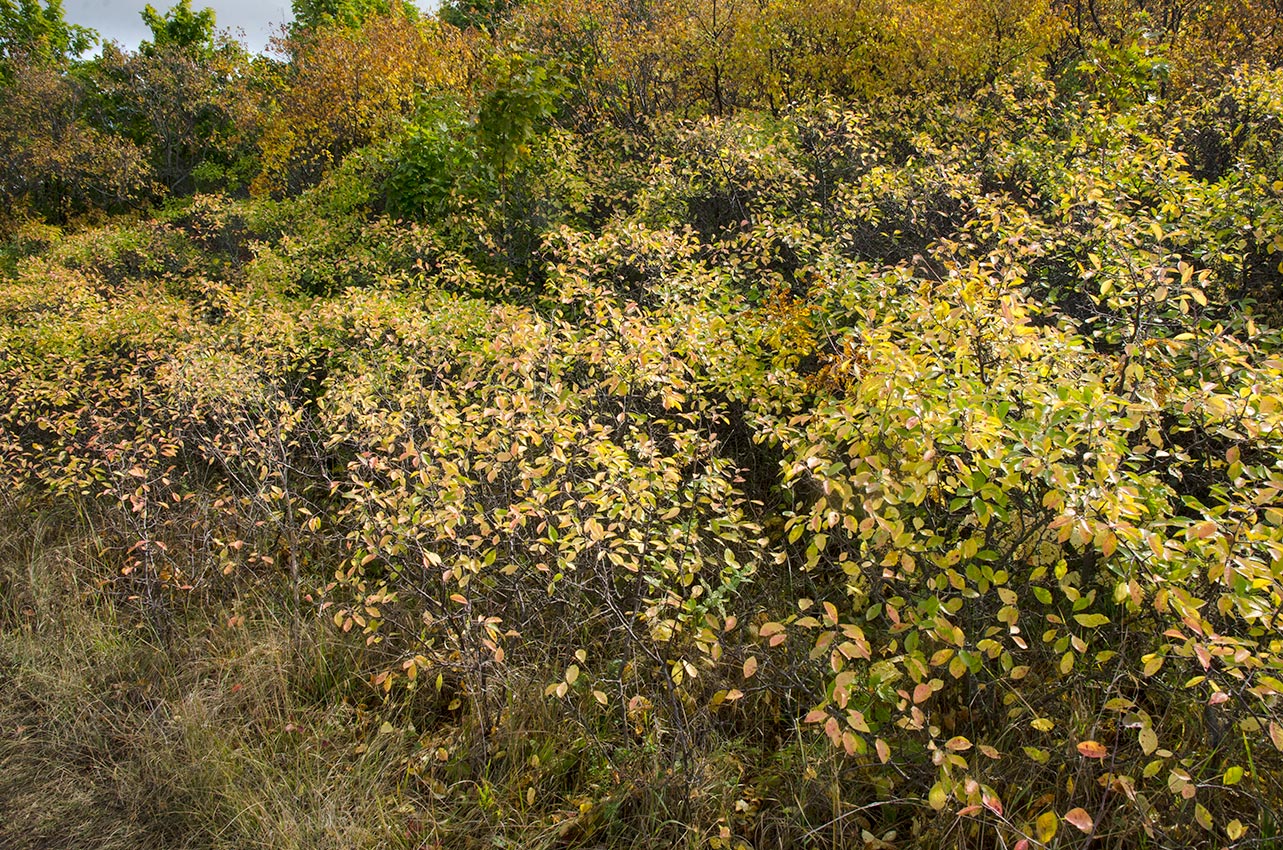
[982,792,1003,816]
[1064,808,1094,833]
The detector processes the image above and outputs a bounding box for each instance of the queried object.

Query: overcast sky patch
[64,0,378,54]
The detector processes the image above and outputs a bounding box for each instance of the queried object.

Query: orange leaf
[1191,520,1217,539]
[982,792,1003,816]
[1064,808,1094,833]
[1077,740,1108,758]
[743,656,759,679]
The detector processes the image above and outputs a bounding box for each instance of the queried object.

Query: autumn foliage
[4,1,1283,849]
[254,12,475,195]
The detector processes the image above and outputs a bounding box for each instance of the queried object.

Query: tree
[438,0,518,32]
[256,12,473,195]
[86,37,261,195]
[510,0,683,124]
[0,58,153,224]
[140,0,216,54]
[0,0,95,82]
[1054,0,1283,88]
[288,0,418,35]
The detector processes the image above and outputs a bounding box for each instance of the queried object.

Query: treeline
[3,1,1283,849]
[1,0,1280,226]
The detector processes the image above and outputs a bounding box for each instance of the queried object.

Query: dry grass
[0,500,407,850]
[0,499,889,850]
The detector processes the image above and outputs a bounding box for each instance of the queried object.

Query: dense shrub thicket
[3,1,1283,848]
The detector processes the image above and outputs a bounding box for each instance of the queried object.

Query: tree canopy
[140,0,217,53]
[0,0,94,79]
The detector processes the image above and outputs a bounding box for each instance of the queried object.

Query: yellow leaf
[743,656,758,679]
[1036,810,1059,843]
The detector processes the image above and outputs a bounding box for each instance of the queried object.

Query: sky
[65,0,293,53]
[64,0,438,55]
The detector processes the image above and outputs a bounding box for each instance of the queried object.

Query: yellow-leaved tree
[254,11,476,195]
